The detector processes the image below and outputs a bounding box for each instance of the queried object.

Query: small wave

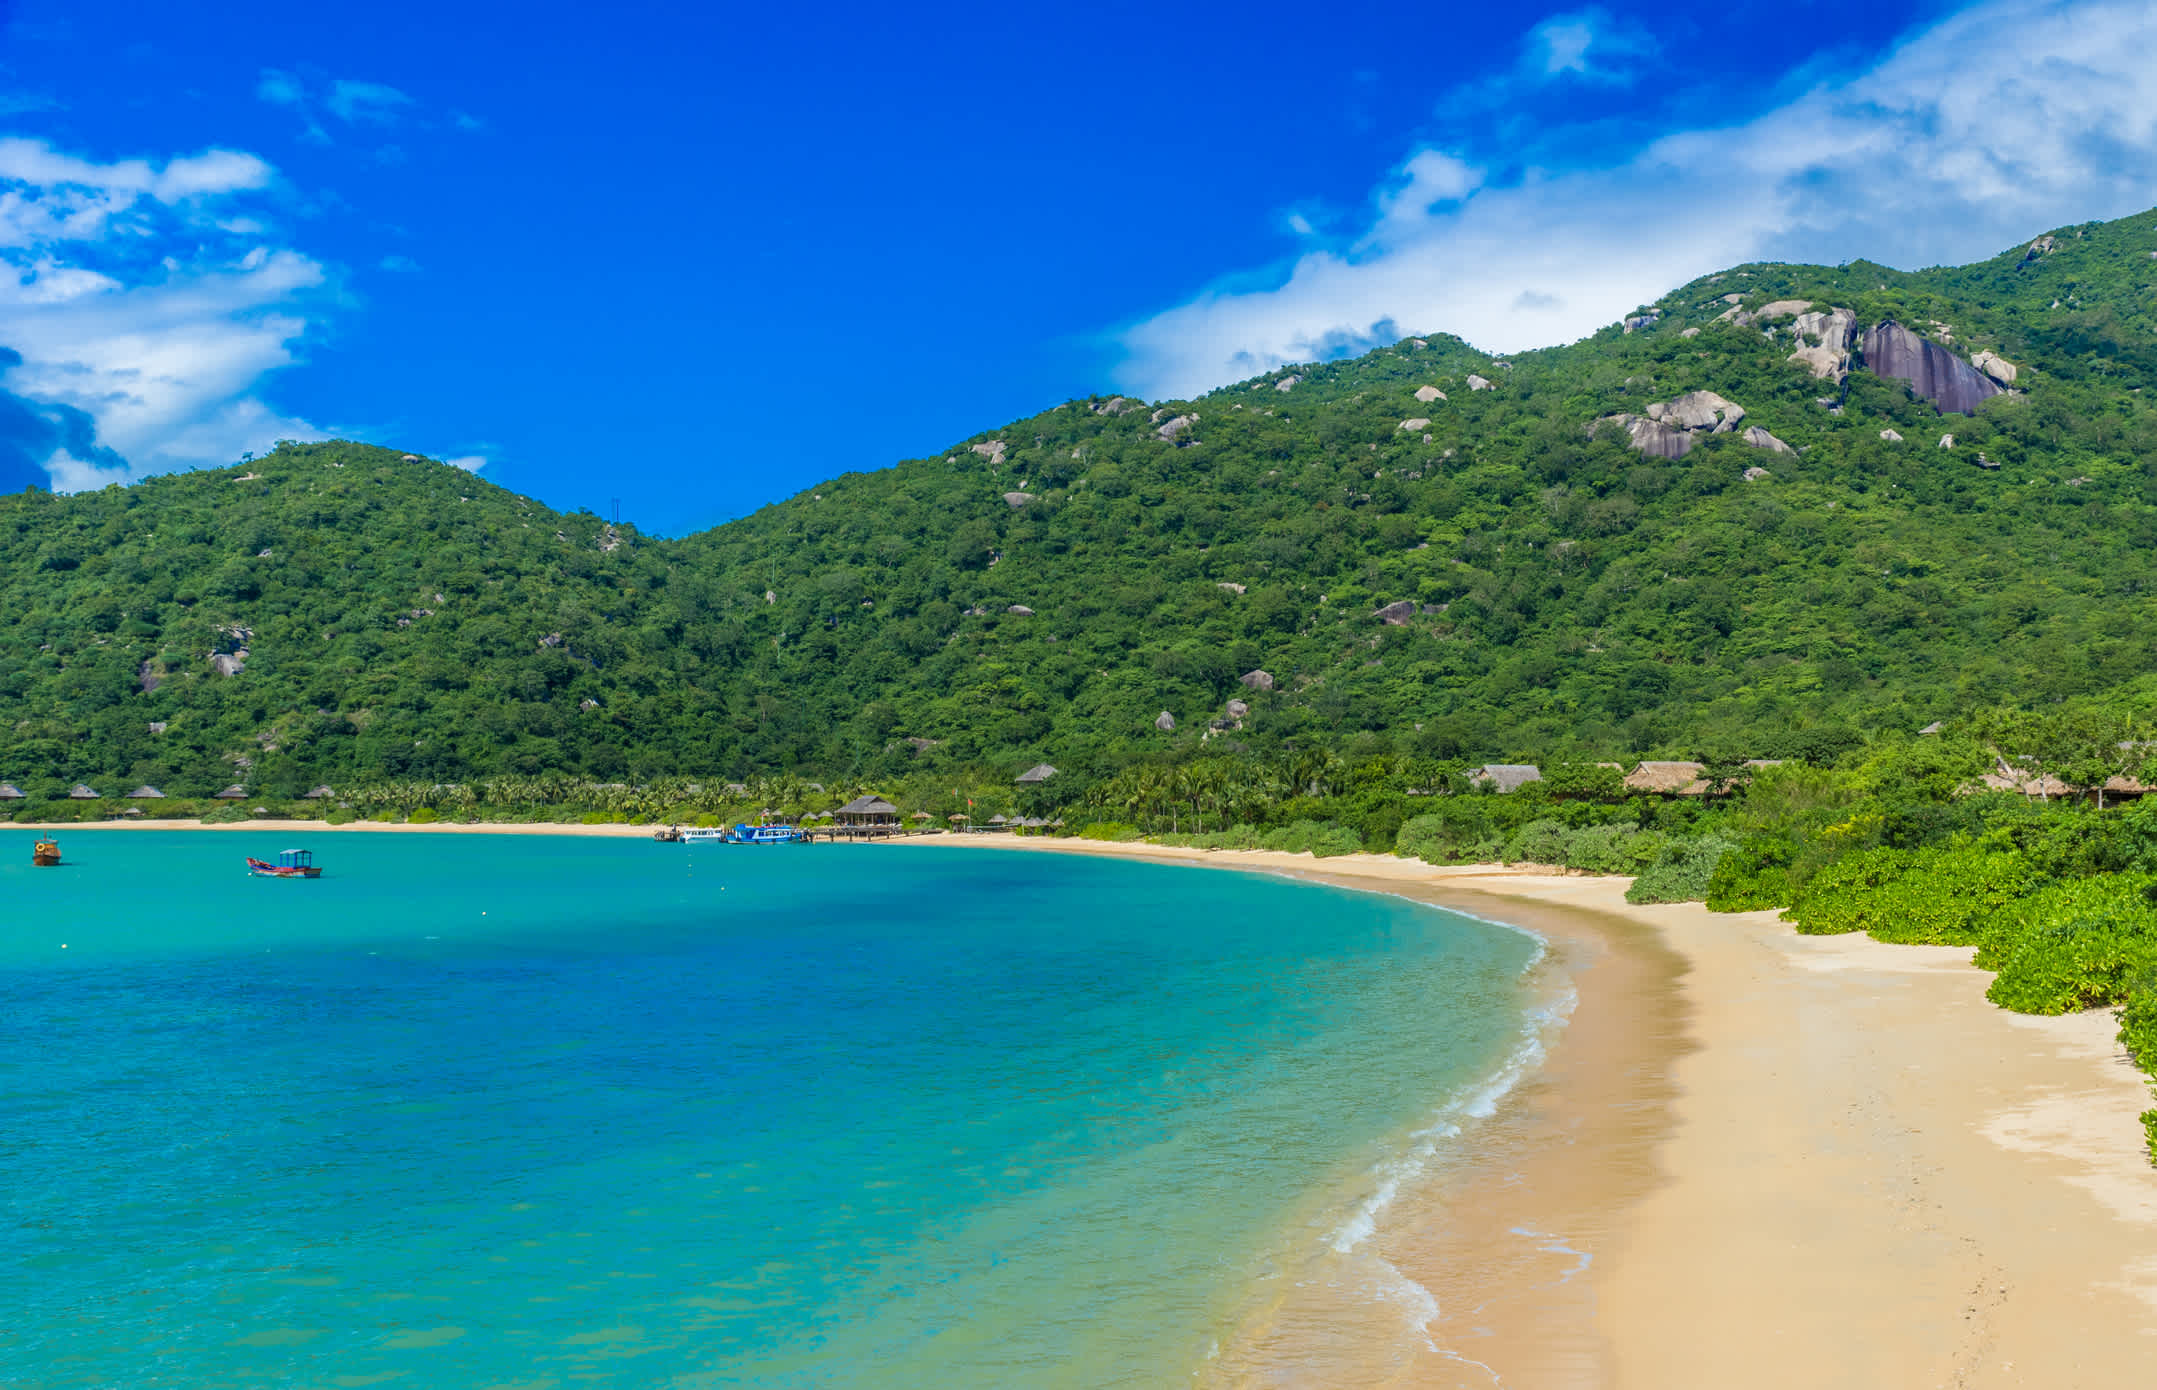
[1327,956,1578,1256]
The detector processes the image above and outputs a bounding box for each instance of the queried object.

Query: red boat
[247,848,322,879]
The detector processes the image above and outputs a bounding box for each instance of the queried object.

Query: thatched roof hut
[834,794,898,826]
[68,784,100,799]
[302,785,335,799]
[127,785,166,799]
[1470,764,1542,793]
[1015,763,1058,785]
[213,784,247,799]
[0,783,23,800]
[1625,761,1708,795]
[1980,771,2077,797]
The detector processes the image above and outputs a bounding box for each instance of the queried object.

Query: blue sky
[2,0,2154,532]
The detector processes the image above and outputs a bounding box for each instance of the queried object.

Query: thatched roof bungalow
[1980,771,2077,798]
[0,783,23,800]
[1470,764,1542,793]
[213,785,247,799]
[1015,763,1058,785]
[1625,761,1708,795]
[834,795,898,827]
[68,784,100,799]
[302,785,335,799]
[126,785,166,799]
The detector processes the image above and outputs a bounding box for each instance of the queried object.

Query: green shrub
[409,807,440,824]
[2119,974,2157,1074]
[1504,818,1574,866]
[1626,836,1738,904]
[1260,819,1359,856]
[1973,874,2156,969]
[1394,806,1492,865]
[1784,846,1912,935]
[1865,846,2038,946]
[1077,821,1141,841]
[323,807,358,825]
[1563,822,1668,875]
[1987,909,2157,1014]
[1310,825,1363,858]
[200,805,248,825]
[1706,834,1798,912]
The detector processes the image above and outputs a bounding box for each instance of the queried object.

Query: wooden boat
[652,826,684,842]
[32,838,60,867]
[247,848,322,879]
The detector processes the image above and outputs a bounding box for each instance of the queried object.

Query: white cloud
[1527,8,1657,82]
[1116,0,2157,399]
[445,455,486,472]
[0,137,328,489]
[326,80,414,125]
[256,70,418,142]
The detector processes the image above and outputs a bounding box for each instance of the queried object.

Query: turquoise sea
[0,833,1546,1387]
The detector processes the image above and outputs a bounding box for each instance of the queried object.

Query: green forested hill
[7,209,2157,796]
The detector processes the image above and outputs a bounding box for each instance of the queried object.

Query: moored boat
[247,848,322,879]
[730,822,808,845]
[32,838,60,867]
[678,823,809,845]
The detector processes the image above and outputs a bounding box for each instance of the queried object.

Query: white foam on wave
[1326,930,1577,1257]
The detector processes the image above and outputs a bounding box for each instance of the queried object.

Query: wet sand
[894,838,2157,1387]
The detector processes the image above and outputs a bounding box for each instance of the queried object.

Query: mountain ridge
[5,208,2157,795]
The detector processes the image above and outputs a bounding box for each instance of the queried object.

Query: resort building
[834,795,899,830]
[1625,761,1708,795]
[1470,764,1543,792]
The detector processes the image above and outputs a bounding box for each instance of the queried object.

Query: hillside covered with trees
[6,208,2157,802]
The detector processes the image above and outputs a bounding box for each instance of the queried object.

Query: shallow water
[0,833,1539,1386]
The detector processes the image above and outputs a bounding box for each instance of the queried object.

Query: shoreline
[888,835,2157,1386]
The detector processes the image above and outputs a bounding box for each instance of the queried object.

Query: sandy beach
[890,836,2157,1387]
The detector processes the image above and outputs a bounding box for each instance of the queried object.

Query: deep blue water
[0,833,1539,1386]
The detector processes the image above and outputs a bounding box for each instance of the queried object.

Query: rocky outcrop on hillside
[1596,389,1748,460]
[1743,426,1794,455]
[1373,600,1417,625]
[1972,350,2019,387]
[1157,414,1198,442]
[1414,385,1447,403]
[1466,374,1494,391]
[1788,308,1858,380]
[1862,321,2002,414]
